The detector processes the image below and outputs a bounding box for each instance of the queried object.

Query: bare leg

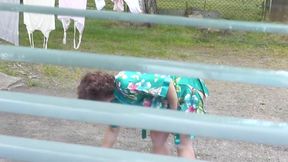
[150,131,170,155]
[167,81,178,110]
[102,126,120,148]
[149,82,177,155]
[177,134,196,160]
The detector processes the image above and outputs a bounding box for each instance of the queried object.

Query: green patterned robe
[113,71,209,144]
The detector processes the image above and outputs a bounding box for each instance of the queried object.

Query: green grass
[0,62,18,76]
[14,17,288,62]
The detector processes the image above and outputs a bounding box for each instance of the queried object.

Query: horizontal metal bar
[0,45,288,88]
[0,135,202,162]
[0,2,288,34]
[0,91,287,146]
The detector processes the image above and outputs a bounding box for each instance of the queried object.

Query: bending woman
[77,71,209,159]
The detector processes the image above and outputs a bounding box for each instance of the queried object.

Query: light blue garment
[0,0,19,46]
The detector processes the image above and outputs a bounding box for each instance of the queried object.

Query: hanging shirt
[95,0,105,10]
[23,0,55,49]
[0,0,20,46]
[58,0,87,49]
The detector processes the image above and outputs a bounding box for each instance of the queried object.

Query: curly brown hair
[77,71,115,101]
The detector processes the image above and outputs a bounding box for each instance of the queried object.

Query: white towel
[124,0,142,13]
[23,0,55,49]
[58,0,87,49]
[95,0,105,10]
[0,0,20,46]
[112,0,142,13]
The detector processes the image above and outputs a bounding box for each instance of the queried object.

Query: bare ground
[0,78,287,162]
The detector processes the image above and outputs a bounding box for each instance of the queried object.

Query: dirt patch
[0,72,23,90]
[0,76,287,162]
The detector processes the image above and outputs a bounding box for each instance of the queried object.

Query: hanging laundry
[112,0,142,13]
[112,0,124,12]
[23,0,55,49]
[58,0,87,50]
[0,0,20,46]
[95,0,105,10]
[124,0,142,13]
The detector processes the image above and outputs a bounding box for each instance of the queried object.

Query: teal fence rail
[0,91,287,146]
[0,2,287,162]
[0,45,288,88]
[0,135,200,162]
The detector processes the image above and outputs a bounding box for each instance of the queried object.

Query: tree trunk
[269,0,288,21]
[139,0,158,14]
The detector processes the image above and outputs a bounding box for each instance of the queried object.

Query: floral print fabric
[114,71,209,113]
[113,71,209,144]
[114,71,172,106]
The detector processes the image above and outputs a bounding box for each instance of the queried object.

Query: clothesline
[0,0,143,49]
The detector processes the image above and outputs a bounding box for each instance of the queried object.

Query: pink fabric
[112,0,124,12]
[112,0,142,13]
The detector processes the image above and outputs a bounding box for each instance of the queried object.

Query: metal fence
[86,0,269,21]
[1,2,288,162]
[156,0,268,21]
